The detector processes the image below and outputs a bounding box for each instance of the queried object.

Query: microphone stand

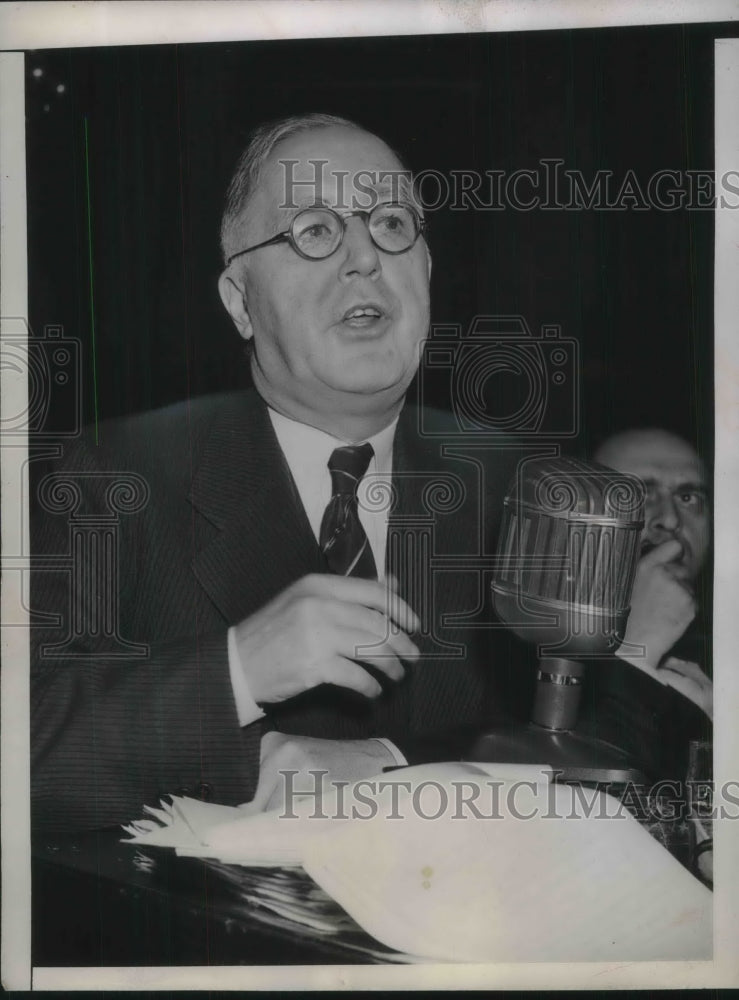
[470,654,647,784]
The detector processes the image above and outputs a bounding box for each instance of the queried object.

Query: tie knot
[327,443,374,496]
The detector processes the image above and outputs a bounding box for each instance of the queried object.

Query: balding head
[595,428,710,583]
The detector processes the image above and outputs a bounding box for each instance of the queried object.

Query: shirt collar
[268,407,398,480]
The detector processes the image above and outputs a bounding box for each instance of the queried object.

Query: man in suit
[31,113,522,831]
[578,428,712,780]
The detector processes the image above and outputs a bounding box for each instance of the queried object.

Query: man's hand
[232,574,421,705]
[619,539,697,669]
[241,731,401,813]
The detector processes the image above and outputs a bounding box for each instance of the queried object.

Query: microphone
[493,455,645,731]
[470,455,647,782]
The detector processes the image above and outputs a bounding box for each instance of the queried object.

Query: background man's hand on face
[595,427,710,585]
[232,574,421,705]
[619,538,697,669]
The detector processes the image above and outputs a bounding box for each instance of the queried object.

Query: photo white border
[711,31,739,989]
[0,0,737,48]
[2,0,738,991]
[0,49,31,996]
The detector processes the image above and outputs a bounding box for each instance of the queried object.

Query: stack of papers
[123,761,712,962]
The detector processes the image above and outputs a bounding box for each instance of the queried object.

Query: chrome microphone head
[492,456,645,657]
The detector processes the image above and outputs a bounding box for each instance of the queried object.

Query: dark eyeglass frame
[225,202,427,266]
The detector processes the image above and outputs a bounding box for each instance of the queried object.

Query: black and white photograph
[1,0,738,990]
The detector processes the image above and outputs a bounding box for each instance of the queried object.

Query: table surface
[32,829,409,967]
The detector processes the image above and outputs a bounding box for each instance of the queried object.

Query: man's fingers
[321,656,384,698]
[662,560,697,595]
[384,586,422,636]
[642,538,684,568]
[379,627,420,663]
[335,628,406,681]
[331,603,421,660]
[298,573,420,633]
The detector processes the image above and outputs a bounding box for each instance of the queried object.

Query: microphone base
[467,725,647,785]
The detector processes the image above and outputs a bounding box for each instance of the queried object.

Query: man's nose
[646,493,680,539]
[338,216,381,281]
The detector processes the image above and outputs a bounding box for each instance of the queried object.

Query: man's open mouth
[342,304,385,326]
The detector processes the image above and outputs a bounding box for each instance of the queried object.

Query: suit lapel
[188,393,323,625]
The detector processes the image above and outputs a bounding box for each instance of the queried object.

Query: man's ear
[218,271,253,342]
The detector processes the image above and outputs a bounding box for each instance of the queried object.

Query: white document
[121,760,711,962]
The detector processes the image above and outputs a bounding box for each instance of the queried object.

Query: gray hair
[219,112,411,264]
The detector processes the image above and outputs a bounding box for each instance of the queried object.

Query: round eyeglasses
[226,202,426,265]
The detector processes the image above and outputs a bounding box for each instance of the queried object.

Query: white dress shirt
[227,408,398,726]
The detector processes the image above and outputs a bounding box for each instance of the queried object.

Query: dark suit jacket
[576,620,712,783]
[31,389,526,830]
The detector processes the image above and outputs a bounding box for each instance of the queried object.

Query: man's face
[596,430,710,585]
[219,126,431,432]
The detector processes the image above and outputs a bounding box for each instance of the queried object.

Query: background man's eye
[678,491,703,507]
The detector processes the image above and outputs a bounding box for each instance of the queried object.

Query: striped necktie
[319,443,378,579]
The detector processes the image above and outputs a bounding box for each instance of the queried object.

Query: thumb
[642,538,684,568]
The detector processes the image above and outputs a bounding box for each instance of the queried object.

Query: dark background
[25,22,728,459]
